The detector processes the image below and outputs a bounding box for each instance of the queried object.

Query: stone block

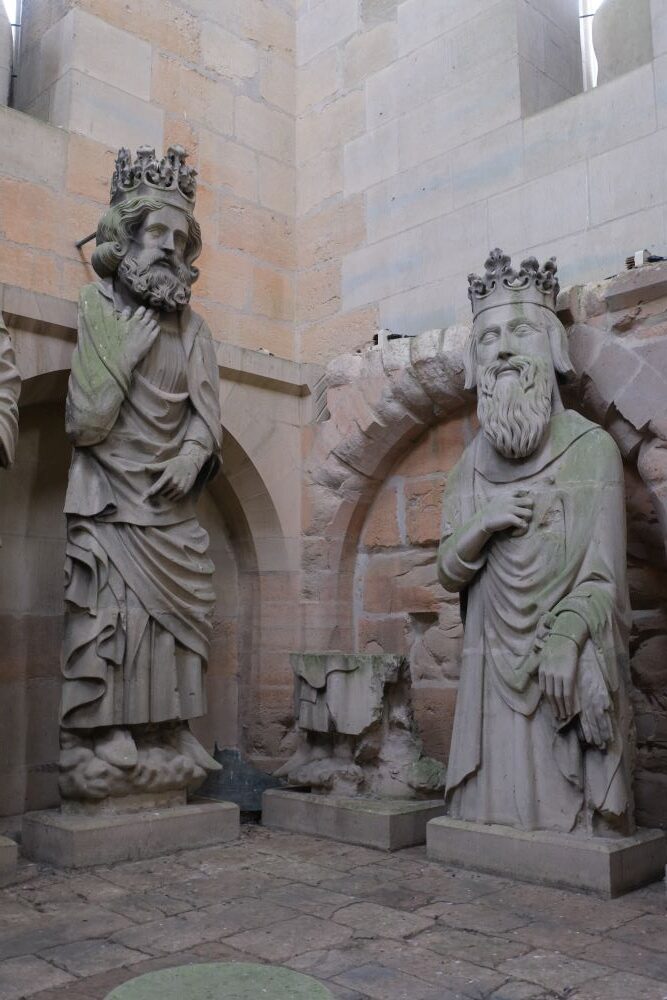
[263,789,447,850]
[653,0,667,57]
[236,96,294,164]
[523,63,656,180]
[297,148,342,215]
[260,52,295,114]
[51,70,164,150]
[426,817,667,897]
[519,58,579,117]
[76,0,199,61]
[363,549,441,614]
[297,196,365,270]
[405,476,445,546]
[18,9,152,109]
[589,127,667,227]
[398,0,500,57]
[0,106,67,188]
[297,91,365,165]
[219,196,295,270]
[22,801,239,868]
[344,121,399,197]
[297,0,358,65]
[422,201,489,283]
[369,4,516,130]
[366,154,453,244]
[342,226,424,311]
[0,7,10,107]
[152,53,232,137]
[0,835,17,886]
[487,161,588,255]
[201,21,259,79]
[296,261,341,324]
[344,22,396,89]
[360,482,401,548]
[296,48,339,115]
[451,120,524,210]
[399,58,522,171]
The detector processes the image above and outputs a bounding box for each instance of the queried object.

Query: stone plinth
[263,789,447,851]
[427,817,667,897]
[0,835,17,885]
[22,800,239,868]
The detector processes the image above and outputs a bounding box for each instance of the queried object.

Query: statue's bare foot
[168,724,221,772]
[94,727,138,770]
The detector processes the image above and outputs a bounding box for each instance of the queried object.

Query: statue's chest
[476,472,567,574]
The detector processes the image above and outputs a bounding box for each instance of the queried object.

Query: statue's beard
[477,356,553,459]
[117,250,192,313]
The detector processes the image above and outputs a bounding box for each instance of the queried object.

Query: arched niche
[0,370,277,818]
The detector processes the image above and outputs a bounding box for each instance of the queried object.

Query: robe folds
[438,410,634,834]
[60,282,222,730]
[0,318,20,468]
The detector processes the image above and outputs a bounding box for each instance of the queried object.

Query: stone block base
[22,800,240,869]
[427,817,667,897]
[0,835,18,885]
[262,789,446,851]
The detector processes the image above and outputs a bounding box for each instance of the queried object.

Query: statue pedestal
[427,817,666,897]
[22,798,239,869]
[263,789,446,851]
[0,835,18,885]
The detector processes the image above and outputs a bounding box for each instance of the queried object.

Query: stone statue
[60,146,223,803]
[0,313,19,471]
[277,653,446,798]
[438,250,634,836]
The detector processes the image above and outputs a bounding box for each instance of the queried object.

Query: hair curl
[91,196,202,284]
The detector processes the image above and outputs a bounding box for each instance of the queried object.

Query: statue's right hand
[480,491,534,535]
[121,306,160,367]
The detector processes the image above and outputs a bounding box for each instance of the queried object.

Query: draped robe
[438,410,634,834]
[60,281,221,730]
[0,317,20,468]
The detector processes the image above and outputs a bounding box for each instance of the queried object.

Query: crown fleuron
[110,145,197,210]
[467,249,559,319]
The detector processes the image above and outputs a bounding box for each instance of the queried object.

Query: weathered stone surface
[263,789,447,851]
[276,654,445,799]
[427,818,667,897]
[22,801,239,868]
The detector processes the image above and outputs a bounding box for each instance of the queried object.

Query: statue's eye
[480,330,498,344]
[514,325,534,337]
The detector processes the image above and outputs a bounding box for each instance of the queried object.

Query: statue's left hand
[538,633,578,721]
[145,455,199,502]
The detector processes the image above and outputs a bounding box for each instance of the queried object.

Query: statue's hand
[538,633,578,721]
[578,662,613,750]
[121,306,160,368]
[480,491,534,536]
[145,455,199,503]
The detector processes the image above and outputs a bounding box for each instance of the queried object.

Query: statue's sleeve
[437,458,487,593]
[549,430,629,687]
[65,286,134,447]
[184,319,222,486]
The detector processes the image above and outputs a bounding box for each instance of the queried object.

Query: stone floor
[0,824,666,1000]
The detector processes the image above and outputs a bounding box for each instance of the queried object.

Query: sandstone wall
[3,0,297,356]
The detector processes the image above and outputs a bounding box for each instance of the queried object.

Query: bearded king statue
[438,250,635,837]
[59,146,223,803]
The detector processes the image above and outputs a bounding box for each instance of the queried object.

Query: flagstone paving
[0,825,665,1000]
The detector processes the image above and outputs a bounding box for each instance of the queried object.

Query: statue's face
[473,302,556,460]
[131,205,189,275]
[118,203,194,313]
[473,301,553,376]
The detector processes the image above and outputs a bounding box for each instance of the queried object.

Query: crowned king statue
[60,146,223,802]
[438,250,635,835]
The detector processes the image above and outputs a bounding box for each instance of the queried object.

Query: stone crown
[110,145,197,210]
[468,249,559,319]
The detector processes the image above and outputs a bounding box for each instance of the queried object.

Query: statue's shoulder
[562,410,622,466]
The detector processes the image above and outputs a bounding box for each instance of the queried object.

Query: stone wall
[5,0,297,356]
[294,0,667,363]
[0,5,11,106]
